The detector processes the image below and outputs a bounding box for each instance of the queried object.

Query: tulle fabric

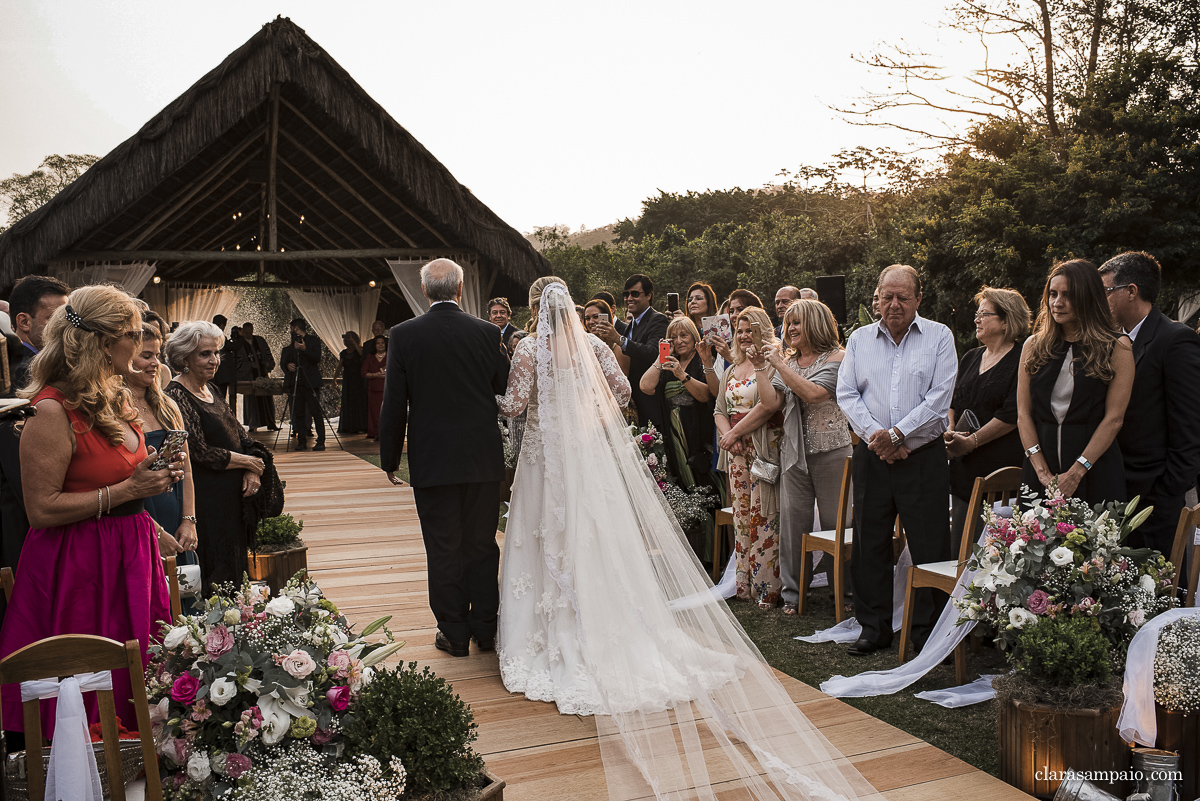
[498,283,882,801]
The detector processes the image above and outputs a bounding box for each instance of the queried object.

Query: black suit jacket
[1119,307,1200,501]
[623,307,670,431]
[0,344,34,569]
[289,335,322,390]
[379,302,510,488]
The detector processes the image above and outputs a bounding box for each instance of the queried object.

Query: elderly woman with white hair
[164,321,280,593]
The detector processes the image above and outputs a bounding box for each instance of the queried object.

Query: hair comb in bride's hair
[64,305,96,333]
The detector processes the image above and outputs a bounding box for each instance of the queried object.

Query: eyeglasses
[1104,284,1132,294]
[623,290,645,298]
[121,330,144,343]
[974,311,1000,319]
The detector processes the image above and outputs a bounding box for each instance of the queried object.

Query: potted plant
[249,514,307,594]
[955,488,1178,799]
[1153,614,1200,799]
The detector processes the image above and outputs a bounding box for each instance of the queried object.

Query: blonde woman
[761,299,852,614]
[0,285,178,737]
[713,306,784,608]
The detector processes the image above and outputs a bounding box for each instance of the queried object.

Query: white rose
[257,698,291,745]
[1009,608,1037,629]
[265,597,295,617]
[1138,574,1156,593]
[187,751,212,782]
[163,626,190,650]
[1050,547,1074,567]
[209,677,238,707]
[1128,609,1147,627]
[224,609,241,626]
[1009,539,1025,554]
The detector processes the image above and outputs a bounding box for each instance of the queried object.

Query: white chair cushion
[807,528,852,544]
[915,560,958,578]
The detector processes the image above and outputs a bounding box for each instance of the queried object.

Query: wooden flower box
[998,698,1130,799]
[1155,704,1199,800]
[479,769,506,800]
[247,545,308,594]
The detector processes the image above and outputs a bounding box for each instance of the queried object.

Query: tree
[0,154,99,233]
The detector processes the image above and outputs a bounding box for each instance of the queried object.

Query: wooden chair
[898,466,1023,684]
[797,457,853,621]
[1166,502,1200,605]
[0,634,163,801]
[163,555,182,622]
[0,566,12,603]
[712,507,734,581]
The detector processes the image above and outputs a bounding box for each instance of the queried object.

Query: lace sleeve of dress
[497,336,536,418]
[166,384,231,470]
[591,334,632,407]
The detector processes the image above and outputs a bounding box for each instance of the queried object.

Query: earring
[182,366,189,374]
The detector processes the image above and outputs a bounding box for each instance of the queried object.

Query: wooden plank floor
[270,442,1033,800]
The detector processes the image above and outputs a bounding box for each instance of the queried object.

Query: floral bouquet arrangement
[955,487,1177,664]
[631,422,719,531]
[147,572,406,799]
[1154,614,1200,714]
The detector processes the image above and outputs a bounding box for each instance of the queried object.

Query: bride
[496,278,880,801]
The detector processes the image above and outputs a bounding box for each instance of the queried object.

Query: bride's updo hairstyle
[525,276,568,333]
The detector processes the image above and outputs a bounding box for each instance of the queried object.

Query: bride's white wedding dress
[496,284,881,801]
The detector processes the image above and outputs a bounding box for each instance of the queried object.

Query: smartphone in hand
[658,340,672,363]
[150,430,189,471]
[667,293,680,314]
[749,321,764,351]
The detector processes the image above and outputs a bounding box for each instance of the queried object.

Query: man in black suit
[1,276,69,574]
[1099,252,1200,554]
[283,318,325,451]
[593,274,669,431]
[486,297,520,345]
[379,258,510,658]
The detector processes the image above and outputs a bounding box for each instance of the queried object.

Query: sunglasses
[623,290,645,298]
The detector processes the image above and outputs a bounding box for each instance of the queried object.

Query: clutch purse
[750,455,780,484]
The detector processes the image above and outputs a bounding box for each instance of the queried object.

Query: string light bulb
[152,276,161,284]
[369,280,377,288]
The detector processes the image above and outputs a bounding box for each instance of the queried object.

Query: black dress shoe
[847,637,892,656]
[296,441,308,451]
[473,635,496,652]
[435,631,469,658]
[313,443,326,451]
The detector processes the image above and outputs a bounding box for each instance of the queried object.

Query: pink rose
[640,434,653,444]
[224,753,252,779]
[1026,590,1050,615]
[327,650,352,679]
[281,649,317,679]
[171,673,200,705]
[1056,522,1076,534]
[205,625,234,659]
[326,685,351,711]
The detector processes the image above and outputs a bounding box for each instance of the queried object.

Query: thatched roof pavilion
[0,16,549,320]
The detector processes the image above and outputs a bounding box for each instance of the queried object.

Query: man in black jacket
[1100,252,1200,554]
[283,318,325,451]
[594,274,669,431]
[379,259,510,657]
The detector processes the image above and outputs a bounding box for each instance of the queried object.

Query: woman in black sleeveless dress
[1017,259,1134,506]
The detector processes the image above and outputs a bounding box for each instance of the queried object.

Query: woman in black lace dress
[164,321,281,592]
[336,331,368,434]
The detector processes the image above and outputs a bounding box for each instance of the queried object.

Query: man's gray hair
[163,320,224,372]
[421,258,465,303]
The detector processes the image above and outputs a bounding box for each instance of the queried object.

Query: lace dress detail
[792,355,853,455]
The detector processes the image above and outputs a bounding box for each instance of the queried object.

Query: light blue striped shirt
[835,314,957,450]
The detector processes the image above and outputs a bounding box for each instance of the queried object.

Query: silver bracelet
[754,366,768,373]
[703,366,715,374]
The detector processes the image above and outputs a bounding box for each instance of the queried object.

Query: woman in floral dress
[713,306,784,608]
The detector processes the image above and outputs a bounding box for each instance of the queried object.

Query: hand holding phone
[749,322,764,351]
[658,340,673,364]
[667,293,680,314]
[150,430,188,471]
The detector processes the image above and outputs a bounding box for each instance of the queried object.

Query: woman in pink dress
[362,335,388,440]
[0,285,178,737]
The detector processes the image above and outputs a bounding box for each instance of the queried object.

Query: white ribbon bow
[20,671,113,801]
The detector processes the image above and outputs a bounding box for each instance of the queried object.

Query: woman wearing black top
[945,287,1031,549]
[335,331,368,434]
[638,316,715,487]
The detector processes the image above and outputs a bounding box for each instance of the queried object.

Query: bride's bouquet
[146,572,405,799]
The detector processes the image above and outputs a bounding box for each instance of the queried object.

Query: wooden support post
[264,83,281,286]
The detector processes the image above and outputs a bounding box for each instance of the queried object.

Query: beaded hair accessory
[64,305,96,333]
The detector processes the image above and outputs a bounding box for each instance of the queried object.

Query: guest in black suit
[592,274,669,432]
[1100,252,1200,553]
[212,315,236,411]
[487,297,519,344]
[283,318,325,451]
[1,276,69,574]
[379,258,510,657]
[242,322,278,431]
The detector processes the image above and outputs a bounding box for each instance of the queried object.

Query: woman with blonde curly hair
[0,285,179,737]
[1018,259,1134,504]
[713,306,784,607]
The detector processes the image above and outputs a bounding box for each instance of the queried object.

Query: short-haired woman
[165,321,279,592]
[0,285,178,736]
[1018,260,1134,504]
[762,299,853,614]
[713,306,784,608]
[945,287,1031,548]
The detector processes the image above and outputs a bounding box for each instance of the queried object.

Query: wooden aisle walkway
[271,443,1033,800]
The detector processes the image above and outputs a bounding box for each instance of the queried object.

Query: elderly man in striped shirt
[836,264,957,656]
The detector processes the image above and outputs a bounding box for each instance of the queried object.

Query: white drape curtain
[386,256,482,317]
[143,284,243,327]
[50,261,157,297]
[285,286,381,357]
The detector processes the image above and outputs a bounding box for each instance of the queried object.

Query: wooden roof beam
[277,156,390,248]
[62,248,476,262]
[276,197,385,280]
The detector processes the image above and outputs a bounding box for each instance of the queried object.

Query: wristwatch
[888,427,902,446]
[1025,444,1041,457]
[1076,455,1093,471]
[619,336,628,350]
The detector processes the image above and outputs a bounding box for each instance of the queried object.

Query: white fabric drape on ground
[285,286,381,357]
[20,671,113,801]
[50,262,157,296]
[914,674,1006,708]
[143,284,243,327]
[795,547,913,644]
[387,256,483,317]
[1117,607,1200,746]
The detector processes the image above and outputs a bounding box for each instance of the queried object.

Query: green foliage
[1014,616,1112,688]
[0,154,99,232]
[344,661,485,796]
[255,513,304,552]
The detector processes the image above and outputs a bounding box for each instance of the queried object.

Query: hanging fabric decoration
[285,286,382,357]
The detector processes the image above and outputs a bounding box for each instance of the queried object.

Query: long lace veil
[531,284,881,801]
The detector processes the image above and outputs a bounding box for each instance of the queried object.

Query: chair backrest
[1167,503,1200,601]
[163,555,182,622]
[959,466,1025,565]
[0,634,163,801]
[1189,539,1199,609]
[833,456,853,544]
[0,566,12,603]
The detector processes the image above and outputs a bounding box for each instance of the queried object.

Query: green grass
[730,590,1009,777]
[348,450,1002,775]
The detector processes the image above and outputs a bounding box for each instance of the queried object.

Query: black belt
[103,498,145,517]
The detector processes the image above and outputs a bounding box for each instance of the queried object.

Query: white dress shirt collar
[430,299,459,308]
[1125,312,1149,341]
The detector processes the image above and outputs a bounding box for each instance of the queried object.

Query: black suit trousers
[1124,479,1186,555]
[292,383,325,443]
[851,439,951,646]
[413,481,501,644]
